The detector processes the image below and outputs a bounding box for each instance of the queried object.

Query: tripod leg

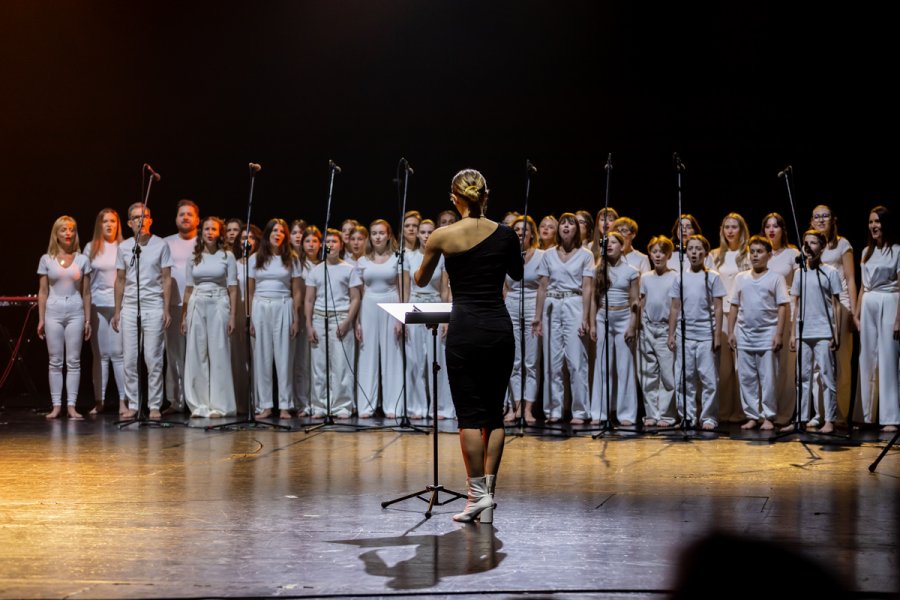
[868,429,900,473]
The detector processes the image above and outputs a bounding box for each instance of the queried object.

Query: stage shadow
[330,525,505,590]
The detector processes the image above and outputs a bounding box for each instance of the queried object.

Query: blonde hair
[647,235,674,256]
[450,169,489,217]
[512,215,539,249]
[712,212,750,270]
[366,219,399,257]
[47,216,81,257]
[89,208,123,259]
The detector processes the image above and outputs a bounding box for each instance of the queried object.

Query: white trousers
[405,318,431,418]
[357,290,403,416]
[45,295,85,406]
[858,291,900,425]
[737,349,778,421]
[310,310,355,416]
[293,323,312,414]
[251,296,294,411]
[543,296,590,421]
[121,305,166,411]
[591,308,637,422]
[90,304,125,403]
[797,338,836,423]
[674,337,719,426]
[506,292,540,403]
[184,290,236,417]
[639,320,676,422]
[165,302,186,410]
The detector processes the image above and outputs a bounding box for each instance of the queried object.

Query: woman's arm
[180,286,193,335]
[37,275,48,339]
[532,276,548,337]
[81,273,92,340]
[415,231,443,287]
[624,277,639,344]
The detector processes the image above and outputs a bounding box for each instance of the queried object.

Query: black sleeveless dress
[444,224,523,429]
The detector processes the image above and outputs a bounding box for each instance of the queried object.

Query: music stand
[380,303,467,518]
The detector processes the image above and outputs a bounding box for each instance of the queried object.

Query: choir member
[639,236,677,427]
[84,208,125,415]
[401,210,422,254]
[181,216,238,418]
[224,218,244,257]
[112,203,173,419]
[854,206,900,432]
[232,223,261,413]
[291,219,312,416]
[438,209,459,228]
[347,224,368,265]
[356,219,403,418]
[248,218,302,419]
[538,215,558,250]
[305,229,362,418]
[532,213,594,423]
[667,214,702,271]
[613,216,651,273]
[590,231,640,425]
[37,216,92,419]
[163,199,200,413]
[576,210,594,248]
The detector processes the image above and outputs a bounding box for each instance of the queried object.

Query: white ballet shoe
[452,476,492,523]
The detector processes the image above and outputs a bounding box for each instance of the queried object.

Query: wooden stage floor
[0,408,897,599]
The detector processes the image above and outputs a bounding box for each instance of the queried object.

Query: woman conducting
[415,168,523,524]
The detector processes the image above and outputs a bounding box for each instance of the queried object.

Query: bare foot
[780,424,795,432]
[67,407,84,420]
[45,406,62,420]
[121,408,136,419]
[90,402,103,415]
[256,408,272,418]
[279,410,292,420]
[385,413,396,419]
[619,420,634,426]
[524,412,536,425]
[819,422,834,433]
[702,421,716,431]
[657,420,673,428]
[760,419,775,431]
[741,420,758,430]
[504,412,517,423]
[643,418,657,427]
[209,413,223,419]
[570,418,585,425]
[149,410,162,420]
[119,401,128,416]
[882,425,898,433]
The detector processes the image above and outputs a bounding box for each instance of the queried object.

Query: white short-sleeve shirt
[597,261,639,308]
[83,241,118,307]
[791,264,842,340]
[305,260,362,312]
[861,244,900,294]
[357,255,401,295]
[37,253,91,299]
[248,254,302,298]
[820,237,853,309]
[623,249,651,273]
[164,234,197,307]
[641,269,677,324]
[116,235,174,309]
[730,270,790,351]
[186,250,238,292]
[537,247,595,292]
[405,249,445,300]
[669,269,726,341]
[506,248,544,300]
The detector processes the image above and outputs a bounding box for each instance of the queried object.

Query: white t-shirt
[707,248,749,313]
[116,235,174,309]
[83,241,118,307]
[768,247,801,283]
[186,250,238,292]
[791,264,842,340]
[506,248,544,300]
[623,249,651,273]
[405,249,445,300]
[305,260,362,312]
[165,234,197,307]
[641,269,677,324]
[37,254,91,299]
[861,244,900,294]
[597,261,639,307]
[248,254,302,298]
[357,254,401,295]
[730,270,790,351]
[669,269,726,342]
[820,237,853,309]
[537,247,595,292]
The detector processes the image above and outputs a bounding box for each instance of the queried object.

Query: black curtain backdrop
[0,0,896,297]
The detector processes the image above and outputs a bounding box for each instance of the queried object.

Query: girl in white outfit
[854,206,900,432]
[355,219,403,418]
[181,217,238,418]
[248,218,302,419]
[667,235,726,430]
[613,217,651,273]
[708,212,751,423]
[590,232,640,425]
[538,215,557,251]
[639,236,678,427]
[504,216,543,425]
[83,208,125,415]
[305,229,362,418]
[38,216,92,420]
[532,213,594,423]
[761,213,801,424]
[291,221,314,417]
[789,230,842,433]
[810,205,858,424]
[667,214,702,271]
[404,219,452,419]
[728,236,790,431]
[231,224,260,414]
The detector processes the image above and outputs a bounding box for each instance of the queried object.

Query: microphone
[249,162,262,173]
[673,153,685,172]
[144,163,161,182]
[778,165,793,178]
[526,159,537,173]
[400,157,414,175]
[329,159,342,174]
[604,153,612,170]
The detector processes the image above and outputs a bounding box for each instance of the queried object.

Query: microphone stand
[589,154,639,439]
[390,157,428,434]
[769,166,856,446]
[209,163,291,432]
[508,159,567,438]
[117,166,180,429]
[306,160,384,434]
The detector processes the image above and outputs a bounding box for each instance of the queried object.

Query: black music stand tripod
[381,305,466,518]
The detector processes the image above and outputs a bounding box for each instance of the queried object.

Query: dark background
[0,2,896,399]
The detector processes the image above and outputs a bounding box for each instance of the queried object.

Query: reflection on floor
[0,408,897,599]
